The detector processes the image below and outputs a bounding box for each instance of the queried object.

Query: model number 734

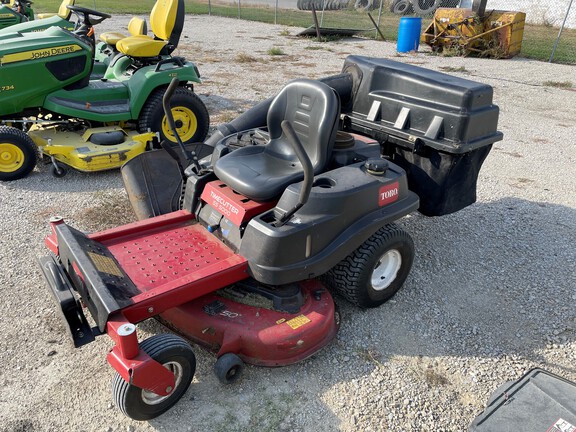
[1,85,15,92]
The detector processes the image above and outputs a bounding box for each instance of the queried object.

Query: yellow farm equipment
[421,6,526,58]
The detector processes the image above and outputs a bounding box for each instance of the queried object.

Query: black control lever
[162,78,202,174]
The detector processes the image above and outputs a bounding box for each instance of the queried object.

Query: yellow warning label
[1,44,82,65]
[285,315,311,330]
[88,252,123,277]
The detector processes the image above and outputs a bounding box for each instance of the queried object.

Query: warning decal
[286,315,311,330]
[547,418,576,432]
[88,252,123,277]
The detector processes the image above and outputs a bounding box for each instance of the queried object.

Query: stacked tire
[296,0,350,11]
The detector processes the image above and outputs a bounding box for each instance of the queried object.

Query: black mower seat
[116,0,184,58]
[214,79,340,202]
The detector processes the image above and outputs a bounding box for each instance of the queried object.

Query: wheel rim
[141,361,183,405]
[0,143,24,173]
[371,249,402,291]
[162,107,198,143]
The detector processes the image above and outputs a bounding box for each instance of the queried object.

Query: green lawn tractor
[0,0,210,181]
[0,0,75,33]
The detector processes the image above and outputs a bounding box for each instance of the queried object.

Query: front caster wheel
[112,334,196,421]
[214,353,244,384]
[51,163,67,178]
[322,223,415,308]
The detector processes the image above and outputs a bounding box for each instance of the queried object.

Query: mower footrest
[38,255,96,347]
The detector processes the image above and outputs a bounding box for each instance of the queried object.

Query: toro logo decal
[379,182,399,206]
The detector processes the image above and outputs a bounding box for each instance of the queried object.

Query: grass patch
[235,52,259,63]
[424,368,449,386]
[267,47,285,56]
[543,80,573,88]
[77,191,135,231]
[439,65,468,73]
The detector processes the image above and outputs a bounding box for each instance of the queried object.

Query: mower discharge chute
[39,57,503,421]
[0,0,209,181]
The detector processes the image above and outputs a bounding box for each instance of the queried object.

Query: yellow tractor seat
[100,17,147,47]
[37,0,74,20]
[116,0,184,58]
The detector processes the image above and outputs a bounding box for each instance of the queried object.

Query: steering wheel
[67,4,111,26]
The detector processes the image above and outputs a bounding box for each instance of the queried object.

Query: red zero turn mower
[40,56,502,420]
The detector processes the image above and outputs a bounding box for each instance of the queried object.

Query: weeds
[267,47,286,56]
[543,80,573,88]
[235,52,259,63]
[439,66,468,73]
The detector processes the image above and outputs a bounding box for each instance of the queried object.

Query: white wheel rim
[141,361,183,405]
[371,249,402,291]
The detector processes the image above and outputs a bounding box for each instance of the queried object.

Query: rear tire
[139,86,210,145]
[112,334,196,421]
[322,223,415,308]
[0,126,38,181]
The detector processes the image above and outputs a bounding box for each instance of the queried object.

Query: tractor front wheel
[0,126,38,181]
[112,334,196,421]
[139,86,210,146]
[322,223,415,308]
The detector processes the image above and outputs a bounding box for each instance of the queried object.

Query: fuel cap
[365,158,389,176]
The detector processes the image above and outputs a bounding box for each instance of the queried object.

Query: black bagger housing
[340,55,503,216]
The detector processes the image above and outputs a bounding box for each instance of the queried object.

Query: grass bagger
[39,56,503,421]
[0,0,76,32]
[0,0,209,181]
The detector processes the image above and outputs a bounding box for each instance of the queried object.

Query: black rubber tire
[51,163,67,178]
[0,126,38,181]
[390,0,413,14]
[297,0,348,11]
[112,334,196,421]
[411,0,441,14]
[322,223,415,309]
[354,0,374,10]
[214,353,244,385]
[138,86,210,145]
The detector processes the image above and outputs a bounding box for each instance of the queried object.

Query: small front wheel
[51,162,67,178]
[112,334,196,421]
[214,353,244,385]
[322,223,415,308]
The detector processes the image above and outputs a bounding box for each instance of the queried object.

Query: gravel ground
[1,14,575,432]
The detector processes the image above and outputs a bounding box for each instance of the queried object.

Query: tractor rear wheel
[0,126,38,181]
[322,223,415,308]
[112,334,196,421]
[139,86,210,146]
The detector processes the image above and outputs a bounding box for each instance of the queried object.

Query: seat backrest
[58,0,74,19]
[266,79,340,173]
[150,0,184,49]
[128,16,147,36]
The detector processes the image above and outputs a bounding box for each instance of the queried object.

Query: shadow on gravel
[381,196,576,362]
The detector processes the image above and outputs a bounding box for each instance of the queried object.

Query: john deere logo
[0,44,82,65]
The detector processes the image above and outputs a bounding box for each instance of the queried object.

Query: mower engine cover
[340,55,503,216]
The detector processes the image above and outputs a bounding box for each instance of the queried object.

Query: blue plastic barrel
[397,17,422,53]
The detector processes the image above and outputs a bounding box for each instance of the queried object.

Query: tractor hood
[0,26,92,116]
